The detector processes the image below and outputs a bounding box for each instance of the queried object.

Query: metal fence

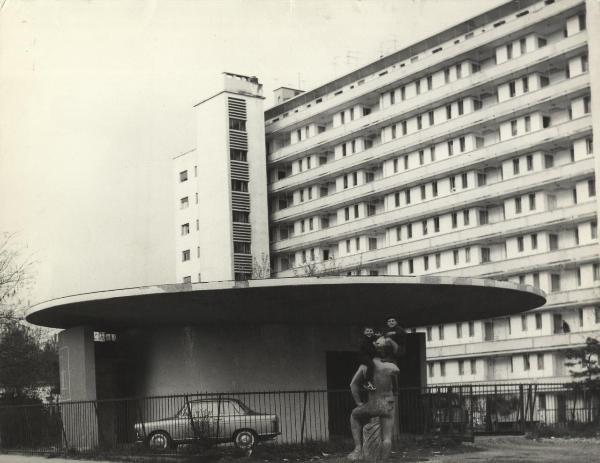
[431,383,600,434]
[0,383,598,455]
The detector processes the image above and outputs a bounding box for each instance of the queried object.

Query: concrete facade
[58,326,97,401]
[118,324,356,396]
[263,0,600,385]
[174,73,269,283]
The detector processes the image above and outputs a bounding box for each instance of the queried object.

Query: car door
[190,401,219,439]
[169,404,197,441]
[216,400,245,439]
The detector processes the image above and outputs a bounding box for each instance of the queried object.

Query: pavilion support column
[58,326,99,450]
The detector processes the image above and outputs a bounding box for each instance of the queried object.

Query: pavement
[430,435,600,463]
[0,456,113,463]
[1,436,600,462]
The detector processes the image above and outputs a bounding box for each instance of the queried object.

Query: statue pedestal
[362,418,383,461]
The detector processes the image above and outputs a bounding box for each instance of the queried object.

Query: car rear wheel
[233,429,257,450]
[147,430,173,451]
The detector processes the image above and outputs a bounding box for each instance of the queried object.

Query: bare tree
[319,255,342,276]
[291,255,345,277]
[0,233,57,400]
[251,253,272,279]
[292,259,320,277]
[0,233,34,321]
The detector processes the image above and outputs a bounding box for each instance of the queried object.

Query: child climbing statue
[358,326,378,391]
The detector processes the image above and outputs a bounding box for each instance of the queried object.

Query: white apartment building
[174,73,270,283]
[262,0,600,384]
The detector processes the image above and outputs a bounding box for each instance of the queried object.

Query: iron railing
[0,383,598,455]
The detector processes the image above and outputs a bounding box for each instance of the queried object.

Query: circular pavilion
[27,276,545,401]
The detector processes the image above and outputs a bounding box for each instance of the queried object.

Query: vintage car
[134,398,280,450]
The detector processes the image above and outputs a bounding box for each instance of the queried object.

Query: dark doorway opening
[326,351,359,437]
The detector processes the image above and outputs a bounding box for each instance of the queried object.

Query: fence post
[216,393,222,442]
[468,385,474,441]
[185,395,200,440]
[93,402,104,448]
[300,391,308,445]
[57,402,69,451]
[528,385,535,427]
[135,399,146,442]
[519,384,525,434]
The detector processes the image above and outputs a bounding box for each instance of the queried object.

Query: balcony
[270,154,594,237]
[277,208,598,278]
[534,286,600,311]
[267,32,588,164]
[426,330,598,361]
[440,242,598,278]
[272,200,595,262]
[265,0,584,136]
[269,83,591,219]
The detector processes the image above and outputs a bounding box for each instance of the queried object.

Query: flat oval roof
[26,276,545,330]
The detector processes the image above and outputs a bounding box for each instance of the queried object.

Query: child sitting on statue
[383,316,407,362]
[358,326,378,391]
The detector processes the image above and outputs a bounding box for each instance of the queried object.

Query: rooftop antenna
[345,50,360,67]
[333,51,360,76]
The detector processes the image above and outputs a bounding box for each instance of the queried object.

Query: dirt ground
[1,436,600,462]
[429,435,600,463]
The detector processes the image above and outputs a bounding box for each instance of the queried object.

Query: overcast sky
[0,0,506,305]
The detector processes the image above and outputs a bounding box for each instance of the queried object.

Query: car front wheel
[233,429,257,450]
[147,430,173,451]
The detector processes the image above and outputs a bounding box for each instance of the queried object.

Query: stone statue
[348,337,399,461]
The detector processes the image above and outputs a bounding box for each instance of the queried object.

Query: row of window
[181,240,252,263]
[293,237,580,276]
[284,142,593,235]
[399,250,571,288]
[339,106,371,125]
[507,74,548,98]
[515,261,600,288]
[178,149,248,184]
[426,321,475,342]
[330,171,478,226]
[284,112,590,212]
[297,134,480,208]
[387,97,481,142]
[428,358,477,378]
[286,210,597,273]
[268,0,564,126]
[285,203,597,274]
[272,59,592,211]
[278,91,592,210]
[395,209,473,240]
[398,246,478,275]
[427,353,548,378]
[425,306,600,349]
[275,69,590,194]
[386,62,480,109]
[275,23,560,153]
[505,36,546,61]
